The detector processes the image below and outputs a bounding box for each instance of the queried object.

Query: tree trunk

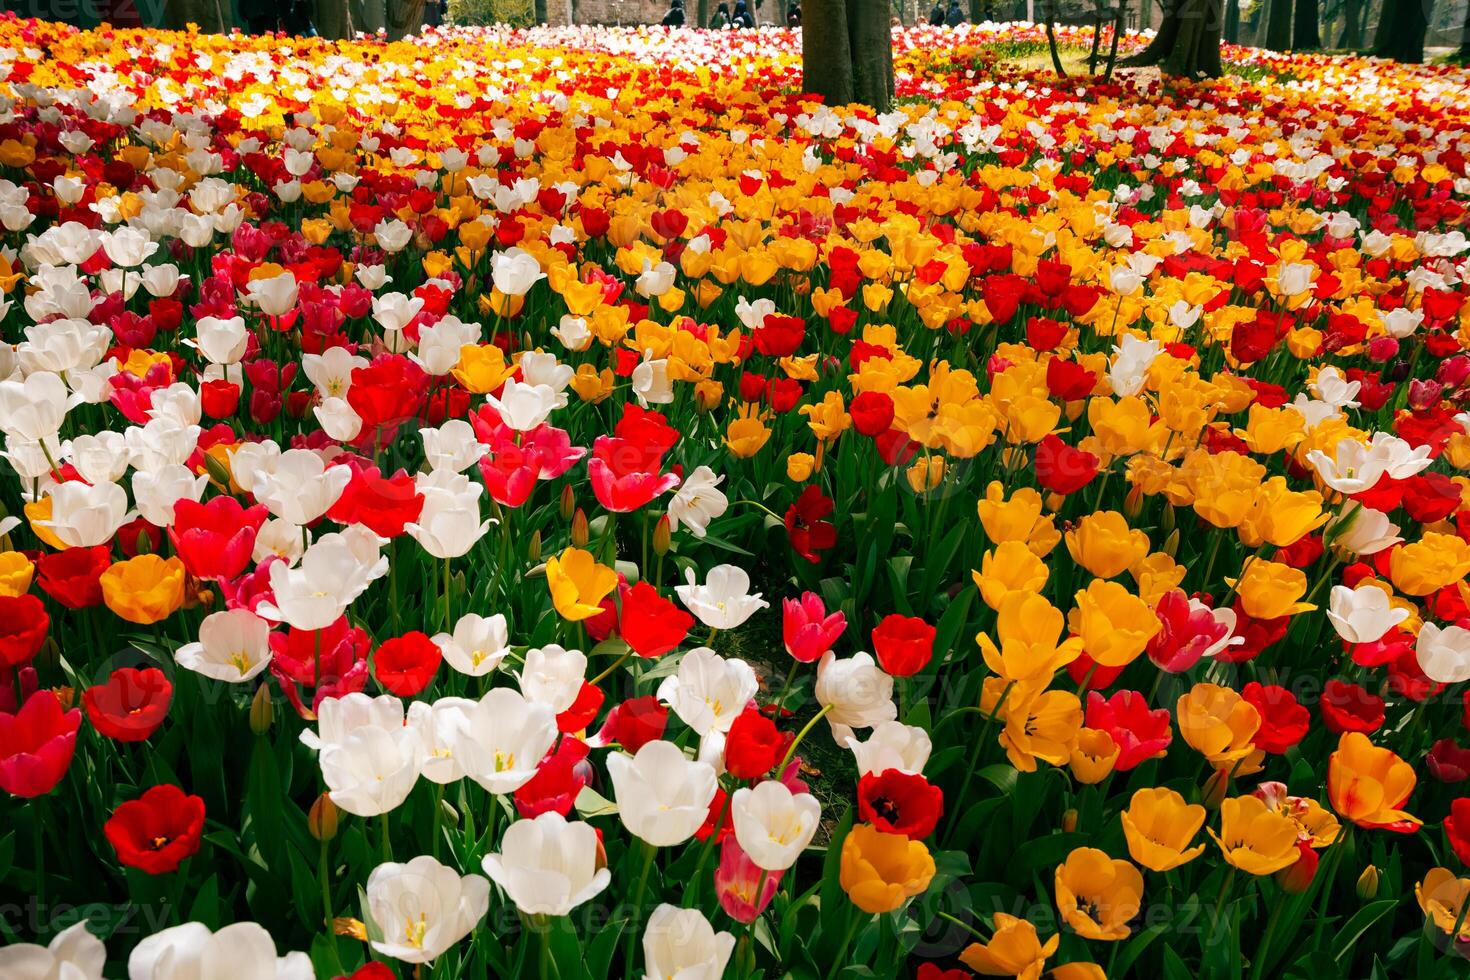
[804,0,855,105]
[698,0,709,25]
[847,0,893,107]
[316,0,357,36]
[1121,0,1182,63]
[386,0,426,37]
[1161,0,1223,74]
[1263,0,1293,47]
[535,0,549,22]
[1371,0,1429,60]
[1456,0,1470,58]
[1338,0,1361,45]
[1292,0,1320,46]
[1224,0,1239,41]
[164,0,230,30]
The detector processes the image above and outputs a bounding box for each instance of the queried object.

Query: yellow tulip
[839,824,936,914]
[1054,848,1143,941]
[1121,788,1207,871]
[100,555,186,626]
[545,547,618,622]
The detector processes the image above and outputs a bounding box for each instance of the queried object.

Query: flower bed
[1,14,1470,979]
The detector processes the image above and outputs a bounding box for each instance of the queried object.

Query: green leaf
[574,785,619,818]
[1332,899,1398,964]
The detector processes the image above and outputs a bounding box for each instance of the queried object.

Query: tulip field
[4,11,1470,979]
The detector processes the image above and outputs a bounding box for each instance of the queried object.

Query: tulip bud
[559,484,575,521]
[571,508,589,547]
[1044,491,1066,513]
[1357,864,1379,900]
[51,686,75,711]
[1201,767,1230,809]
[249,683,273,734]
[1276,840,1318,894]
[135,529,152,555]
[1161,502,1176,535]
[309,793,340,841]
[203,451,233,490]
[1123,484,1145,519]
[1162,527,1179,559]
[652,515,671,556]
[527,529,542,563]
[1061,808,1078,833]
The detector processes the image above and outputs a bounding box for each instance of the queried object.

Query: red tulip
[374,631,442,697]
[36,545,112,609]
[784,486,837,564]
[1320,679,1385,735]
[618,582,694,658]
[0,594,49,668]
[269,617,371,718]
[83,667,172,742]
[514,736,591,818]
[848,391,895,437]
[725,708,787,780]
[871,613,935,677]
[477,445,541,509]
[328,467,424,538]
[588,435,680,513]
[715,834,782,923]
[1034,434,1098,496]
[857,769,944,839]
[557,681,606,734]
[1445,798,1470,866]
[0,690,81,797]
[590,694,667,752]
[347,354,429,452]
[1085,690,1172,771]
[1427,740,1470,783]
[199,378,241,418]
[104,783,205,874]
[1240,682,1309,754]
[169,497,268,581]
[782,592,846,664]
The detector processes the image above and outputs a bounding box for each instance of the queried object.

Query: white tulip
[641,905,734,980]
[175,608,274,683]
[406,469,494,559]
[731,780,821,871]
[481,812,612,916]
[408,697,478,784]
[666,466,727,538]
[607,740,718,847]
[844,721,933,777]
[675,564,768,630]
[1325,584,1410,645]
[483,378,558,431]
[1417,623,1470,684]
[250,449,352,525]
[518,643,587,713]
[656,647,757,737]
[0,920,106,980]
[815,651,897,744]
[433,613,511,677]
[38,480,133,548]
[319,722,423,817]
[365,855,490,964]
[453,688,559,795]
[128,922,312,980]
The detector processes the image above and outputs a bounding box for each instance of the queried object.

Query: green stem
[380,813,393,863]
[589,650,632,686]
[825,911,864,979]
[624,839,657,977]
[778,703,834,773]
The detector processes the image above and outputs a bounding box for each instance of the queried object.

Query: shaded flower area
[2,12,1470,980]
